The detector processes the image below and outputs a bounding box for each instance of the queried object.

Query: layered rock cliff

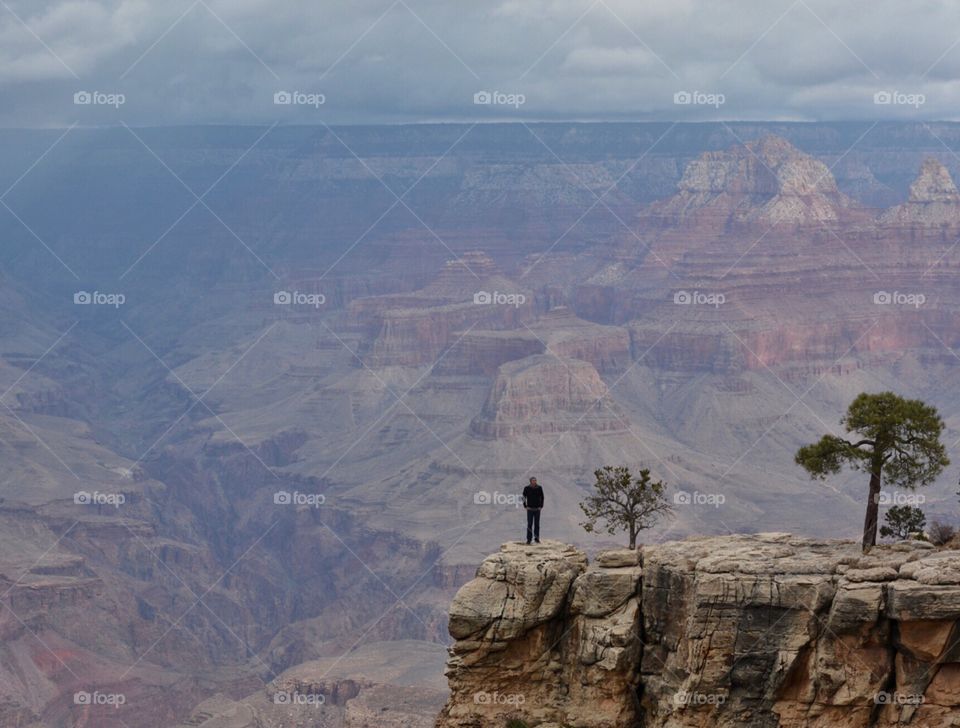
[647,135,859,228]
[437,535,960,728]
[880,158,960,226]
[469,355,628,438]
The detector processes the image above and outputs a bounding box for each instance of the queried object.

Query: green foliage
[795,391,948,551]
[795,434,864,477]
[796,392,948,486]
[880,505,927,541]
[579,465,671,549]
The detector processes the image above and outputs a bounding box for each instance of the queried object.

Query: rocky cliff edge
[436,534,960,728]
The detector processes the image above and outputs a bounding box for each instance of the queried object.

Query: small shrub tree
[879,505,927,541]
[927,520,956,546]
[579,465,671,549]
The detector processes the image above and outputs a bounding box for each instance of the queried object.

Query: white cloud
[1,0,959,125]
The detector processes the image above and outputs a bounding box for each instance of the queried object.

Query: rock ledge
[437,534,960,728]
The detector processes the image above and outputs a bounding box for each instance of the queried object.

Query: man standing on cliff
[523,476,544,544]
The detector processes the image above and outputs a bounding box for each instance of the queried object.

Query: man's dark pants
[526,508,541,543]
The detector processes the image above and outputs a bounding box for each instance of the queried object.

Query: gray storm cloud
[1,0,959,125]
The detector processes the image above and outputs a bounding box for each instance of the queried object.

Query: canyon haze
[1,121,960,726]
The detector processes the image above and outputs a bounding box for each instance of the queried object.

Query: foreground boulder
[440,540,638,727]
[436,534,960,728]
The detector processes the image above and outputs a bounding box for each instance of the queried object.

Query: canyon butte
[1,122,960,726]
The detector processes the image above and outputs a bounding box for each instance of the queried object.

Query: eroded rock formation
[469,355,628,439]
[437,535,960,728]
[880,158,960,227]
[648,135,859,228]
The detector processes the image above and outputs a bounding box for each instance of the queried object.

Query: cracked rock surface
[436,534,960,728]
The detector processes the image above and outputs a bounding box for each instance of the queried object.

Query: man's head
[529,477,538,486]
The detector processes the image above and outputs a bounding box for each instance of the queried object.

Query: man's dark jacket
[522,484,544,509]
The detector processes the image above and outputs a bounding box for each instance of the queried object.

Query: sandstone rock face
[880,158,960,226]
[437,535,960,728]
[650,135,856,227]
[438,540,641,728]
[469,355,628,438]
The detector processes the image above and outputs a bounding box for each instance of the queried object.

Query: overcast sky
[3,0,960,126]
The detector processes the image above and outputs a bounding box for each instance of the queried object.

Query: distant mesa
[469,354,628,439]
[648,134,856,227]
[880,157,960,226]
[421,250,503,296]
[648,137,960,233]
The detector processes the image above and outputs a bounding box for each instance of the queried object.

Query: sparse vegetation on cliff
[795,391,948,551]
[880,504,927,541]
[579,465,671,549]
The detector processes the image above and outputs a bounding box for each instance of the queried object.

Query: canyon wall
[437,535,960,728]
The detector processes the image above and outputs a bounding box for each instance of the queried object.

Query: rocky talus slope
[437,535,960,728]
